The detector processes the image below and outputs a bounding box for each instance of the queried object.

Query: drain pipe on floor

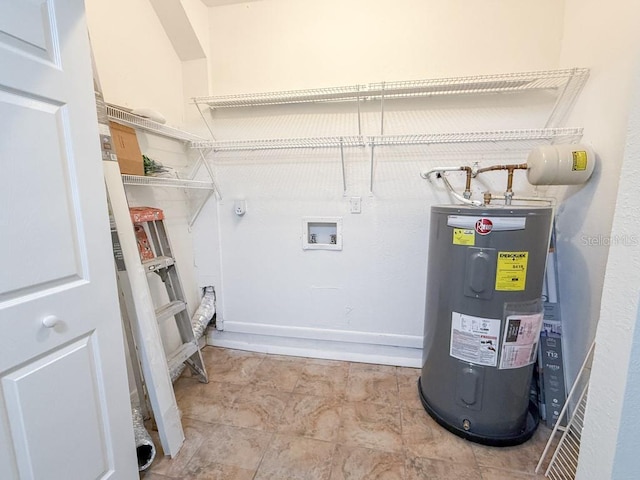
[169,286,216,382]
[131,401,156,471]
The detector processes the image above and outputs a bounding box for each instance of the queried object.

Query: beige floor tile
[278,394,342,442]
[251,356,305,392]
[181,461,256,480]
[305,357,351,367]
[479,466,545,479]
[140,473,178,480]
[146,349,552,480]
[175,379,244,424]
[338,401,403,453]
[147,417,214,478]
[221,384,289,431]
[348,362,397,376]
[471,425,549,474]
[401,407,478,465]
[329,445,405,480]
[405,456,483,480]
[396,367,423,410]
[294,362,350,398]
[201,347,265,385]
[263,353,308,362]
[185,424,271,471]
[255,433,335,480]
[345,366,399,406]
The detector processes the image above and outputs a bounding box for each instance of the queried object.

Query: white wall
[611,304,640,480]
[197,0,567,364]
[555,0,640,392]
[86,0,185,126]
[575,57,640,479]
[208,0,564,94]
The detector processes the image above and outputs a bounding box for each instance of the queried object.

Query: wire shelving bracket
[107,105,217,226]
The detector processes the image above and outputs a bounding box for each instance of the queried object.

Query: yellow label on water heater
[495,251,528,291]
[572,150,588,171]
[453,228,475,246]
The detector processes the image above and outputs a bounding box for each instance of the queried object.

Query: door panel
[3,335,110,479]
[0,91,83,302]
[0,0,137,478]
[0,0,56,64]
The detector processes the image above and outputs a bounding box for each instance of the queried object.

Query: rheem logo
[475,218,493,235]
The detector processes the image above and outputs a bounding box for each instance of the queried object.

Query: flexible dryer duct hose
[191,286,216,340]
[131,402,156,471]
[169,286,216,382]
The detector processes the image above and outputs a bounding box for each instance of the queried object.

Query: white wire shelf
[193,85,363,108]
[189,128,582,152]
[107,104,205,143]
[190,136,366,151]
[370,128,584,147]
[193,68,589,109]
[121,175,215,190]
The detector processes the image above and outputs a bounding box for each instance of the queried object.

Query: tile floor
[142,346,550,480]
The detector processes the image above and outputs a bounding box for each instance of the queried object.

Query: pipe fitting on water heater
[526,144,595,185]
[420,144,596,207]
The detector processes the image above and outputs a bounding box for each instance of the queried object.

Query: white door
[0,1,138,479]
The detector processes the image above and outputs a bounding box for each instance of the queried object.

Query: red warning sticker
[475,218,493,235]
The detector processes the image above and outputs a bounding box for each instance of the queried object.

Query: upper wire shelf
[190,136,365,151]
[189,128,583,152]
[106,104,205,143]
[121,175,215,190]
[193,68,589,111]
[370,128,584,147]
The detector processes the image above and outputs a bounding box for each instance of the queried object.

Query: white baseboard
[218,321,423,348]
[205,325,423,368]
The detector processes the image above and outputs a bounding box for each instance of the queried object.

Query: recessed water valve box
[302,217,342,250]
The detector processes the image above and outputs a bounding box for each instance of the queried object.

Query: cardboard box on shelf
[109,121,143,176]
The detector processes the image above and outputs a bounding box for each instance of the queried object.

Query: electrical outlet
[349,196,361,214]
[234,200,247,216]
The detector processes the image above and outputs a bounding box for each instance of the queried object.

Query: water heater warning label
[453,228,475,246]
[495,251,529,291]
[572,150,588,171]
[450,312,501,367]
[499,312,543,369]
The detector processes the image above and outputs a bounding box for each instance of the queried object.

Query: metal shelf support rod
[340,138,347,194]
[196,102,216,141]
[188,188,215,229]
[198,148,222,200]
[356,86,362,137]
[380,81,386,136]
[545,68,589,128]
[369,144,376,193]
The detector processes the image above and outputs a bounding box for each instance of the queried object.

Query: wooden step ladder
[129,206,208,384]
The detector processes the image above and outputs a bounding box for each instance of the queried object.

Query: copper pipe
[460,166,472,195]
[475,163,528,175]
[475,163,528,193]
[506,168,515,193]
[507,164,528,192]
